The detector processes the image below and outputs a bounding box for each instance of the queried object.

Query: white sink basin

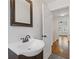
[9,39,45,57]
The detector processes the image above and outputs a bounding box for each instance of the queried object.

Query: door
[42,4,53,59]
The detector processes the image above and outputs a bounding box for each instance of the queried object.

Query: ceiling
[52,7,69,17]
[44,0,56,4]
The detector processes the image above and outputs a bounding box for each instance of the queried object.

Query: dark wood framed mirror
[10,0,33,27]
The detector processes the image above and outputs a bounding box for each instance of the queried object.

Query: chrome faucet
[20,35,31,43]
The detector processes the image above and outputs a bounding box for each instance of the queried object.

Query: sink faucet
[20,35,31,43]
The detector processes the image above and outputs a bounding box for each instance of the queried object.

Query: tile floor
[48,53,68,59]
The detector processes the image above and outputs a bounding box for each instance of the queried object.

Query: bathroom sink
[9,39,45,57]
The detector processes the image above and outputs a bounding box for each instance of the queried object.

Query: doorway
[50,7,70,59]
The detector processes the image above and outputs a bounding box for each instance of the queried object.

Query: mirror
[10,0,33,27]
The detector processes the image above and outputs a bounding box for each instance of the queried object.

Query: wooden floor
[48,53,67,59]
[52,40,69,59]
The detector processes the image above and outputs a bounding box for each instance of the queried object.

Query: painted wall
[47,0,69,11]
[8,0,42,43]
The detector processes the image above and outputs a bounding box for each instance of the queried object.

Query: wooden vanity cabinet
[8,49,43,59]
[35,51,43,59]
[19,55,35,59]
[19,52,43,59]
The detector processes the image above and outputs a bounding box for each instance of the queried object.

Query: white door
[42,4,53,59]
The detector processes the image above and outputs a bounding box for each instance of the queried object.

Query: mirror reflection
[15,0,30,24]
[10,0,33,27]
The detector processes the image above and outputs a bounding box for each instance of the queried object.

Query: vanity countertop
[8,39,45,57]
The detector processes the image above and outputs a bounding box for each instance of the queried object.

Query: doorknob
[42,35,47,37]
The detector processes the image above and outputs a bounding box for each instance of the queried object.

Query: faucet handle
[26,35,31,38]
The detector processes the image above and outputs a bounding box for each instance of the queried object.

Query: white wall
[8,0,42,43]
[47,0,69,11]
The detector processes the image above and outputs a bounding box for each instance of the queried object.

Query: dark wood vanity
[8,49,43,59]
